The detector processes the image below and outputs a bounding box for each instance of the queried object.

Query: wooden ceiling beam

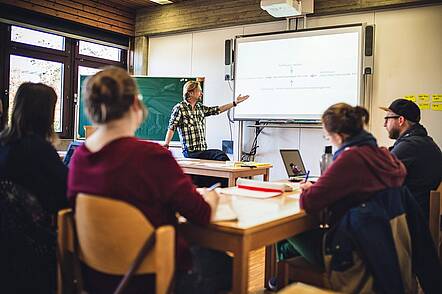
[0,0,136,36]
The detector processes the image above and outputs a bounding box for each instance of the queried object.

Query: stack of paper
[219,187,281,198]
[213,203,237,222]
[236,178,293,192]
[232,161,271,167]
[218,178,292,199]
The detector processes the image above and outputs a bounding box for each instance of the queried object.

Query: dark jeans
[183,149,230,187]
[183,149,230,161]
[175,247,232,294]
[276,228,325,269]
[81,247,232,294]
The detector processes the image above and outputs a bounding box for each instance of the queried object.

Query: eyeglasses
[384,115,400,121]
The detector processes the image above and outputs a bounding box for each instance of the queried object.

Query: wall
[370,6,442,148]
[136,0,438,36]
[147,5,442,179]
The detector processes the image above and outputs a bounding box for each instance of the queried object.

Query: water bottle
[320,145,333,175]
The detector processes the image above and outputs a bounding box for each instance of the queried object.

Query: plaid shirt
[168,100,220,152]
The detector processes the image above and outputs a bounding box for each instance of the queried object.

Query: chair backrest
[57,208,77,294]
[323,186,434,293]
[57,194,175,294]
[429,181,442,261]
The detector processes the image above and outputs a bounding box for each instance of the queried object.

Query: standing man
[381,98,442,218]
[164,80,249,160]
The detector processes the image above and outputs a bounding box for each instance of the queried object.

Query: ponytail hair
[322,103,369,137]
[84,67,146,124]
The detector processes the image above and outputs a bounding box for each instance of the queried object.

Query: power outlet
[222,140,233,154]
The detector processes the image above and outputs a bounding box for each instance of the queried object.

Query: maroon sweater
[68,137,211,271]
[300,145,406,222]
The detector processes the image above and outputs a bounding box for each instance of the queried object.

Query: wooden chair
[429,182,442,264]
[57,194,175,294]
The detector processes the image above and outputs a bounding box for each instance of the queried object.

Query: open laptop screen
[280,149,307,177]
[63,141,83,167]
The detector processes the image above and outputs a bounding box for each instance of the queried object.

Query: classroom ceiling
[107,0,188,9]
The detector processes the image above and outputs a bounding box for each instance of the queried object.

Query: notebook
[280,149,308,182]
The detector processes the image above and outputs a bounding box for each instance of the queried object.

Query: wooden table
[179,191,316,294]
[177,159,272,187]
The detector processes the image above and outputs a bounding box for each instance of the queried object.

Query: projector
[261,0,313,18]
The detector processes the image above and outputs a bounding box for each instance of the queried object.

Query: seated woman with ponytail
[68,67,232,294]
[275,103,418,291]
[300,103,406,223]
[298,103,442,293]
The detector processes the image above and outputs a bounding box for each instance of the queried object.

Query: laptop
[280,149,309,182]
[63,141,83,167]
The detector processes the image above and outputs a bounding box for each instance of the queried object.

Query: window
[77,65,101,101]
[0,23,7,131]
[1,24,127,138]
[79,40,121,62]
[9,55,64,132]
[78,66,101,79]
[11,26,65,50]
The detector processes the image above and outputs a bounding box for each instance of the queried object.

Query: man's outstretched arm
[219,94,250,113]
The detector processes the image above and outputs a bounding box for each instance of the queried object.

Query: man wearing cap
[381,98,442,218]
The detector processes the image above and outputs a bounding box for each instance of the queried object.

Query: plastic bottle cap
[325,145,332,154]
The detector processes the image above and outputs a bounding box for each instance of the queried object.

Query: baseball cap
[380,98,421,123]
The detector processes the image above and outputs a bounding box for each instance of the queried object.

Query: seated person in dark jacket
[0,82,68,293]
[68,67,231,294]
[277,103,406,270]
[381,98,442,218]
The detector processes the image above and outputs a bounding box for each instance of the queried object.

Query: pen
[304,170,310,182]
[206,182,221,192]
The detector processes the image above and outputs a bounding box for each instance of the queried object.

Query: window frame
[8,36,73,136]
[1,24,127,138]
[10,25,67,52]
[71,40,127,139]
[77,39,124,64]
[0,22,8,131]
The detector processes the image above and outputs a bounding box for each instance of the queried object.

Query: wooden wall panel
[136,0,441,36]
[0,0,135,36]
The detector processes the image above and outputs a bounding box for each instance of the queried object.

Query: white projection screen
[233,25,364,121]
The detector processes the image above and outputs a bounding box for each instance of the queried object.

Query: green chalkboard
[77,76,202,141]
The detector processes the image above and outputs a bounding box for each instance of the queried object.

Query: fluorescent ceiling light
[150,0,173,4]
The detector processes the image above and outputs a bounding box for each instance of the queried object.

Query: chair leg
[276,260,290,289]
[439,241,442,265]
[57,263,62,294]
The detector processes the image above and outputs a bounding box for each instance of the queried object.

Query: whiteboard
[233,25,364,121]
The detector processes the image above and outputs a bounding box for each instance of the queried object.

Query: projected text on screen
[234,26,363,121]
